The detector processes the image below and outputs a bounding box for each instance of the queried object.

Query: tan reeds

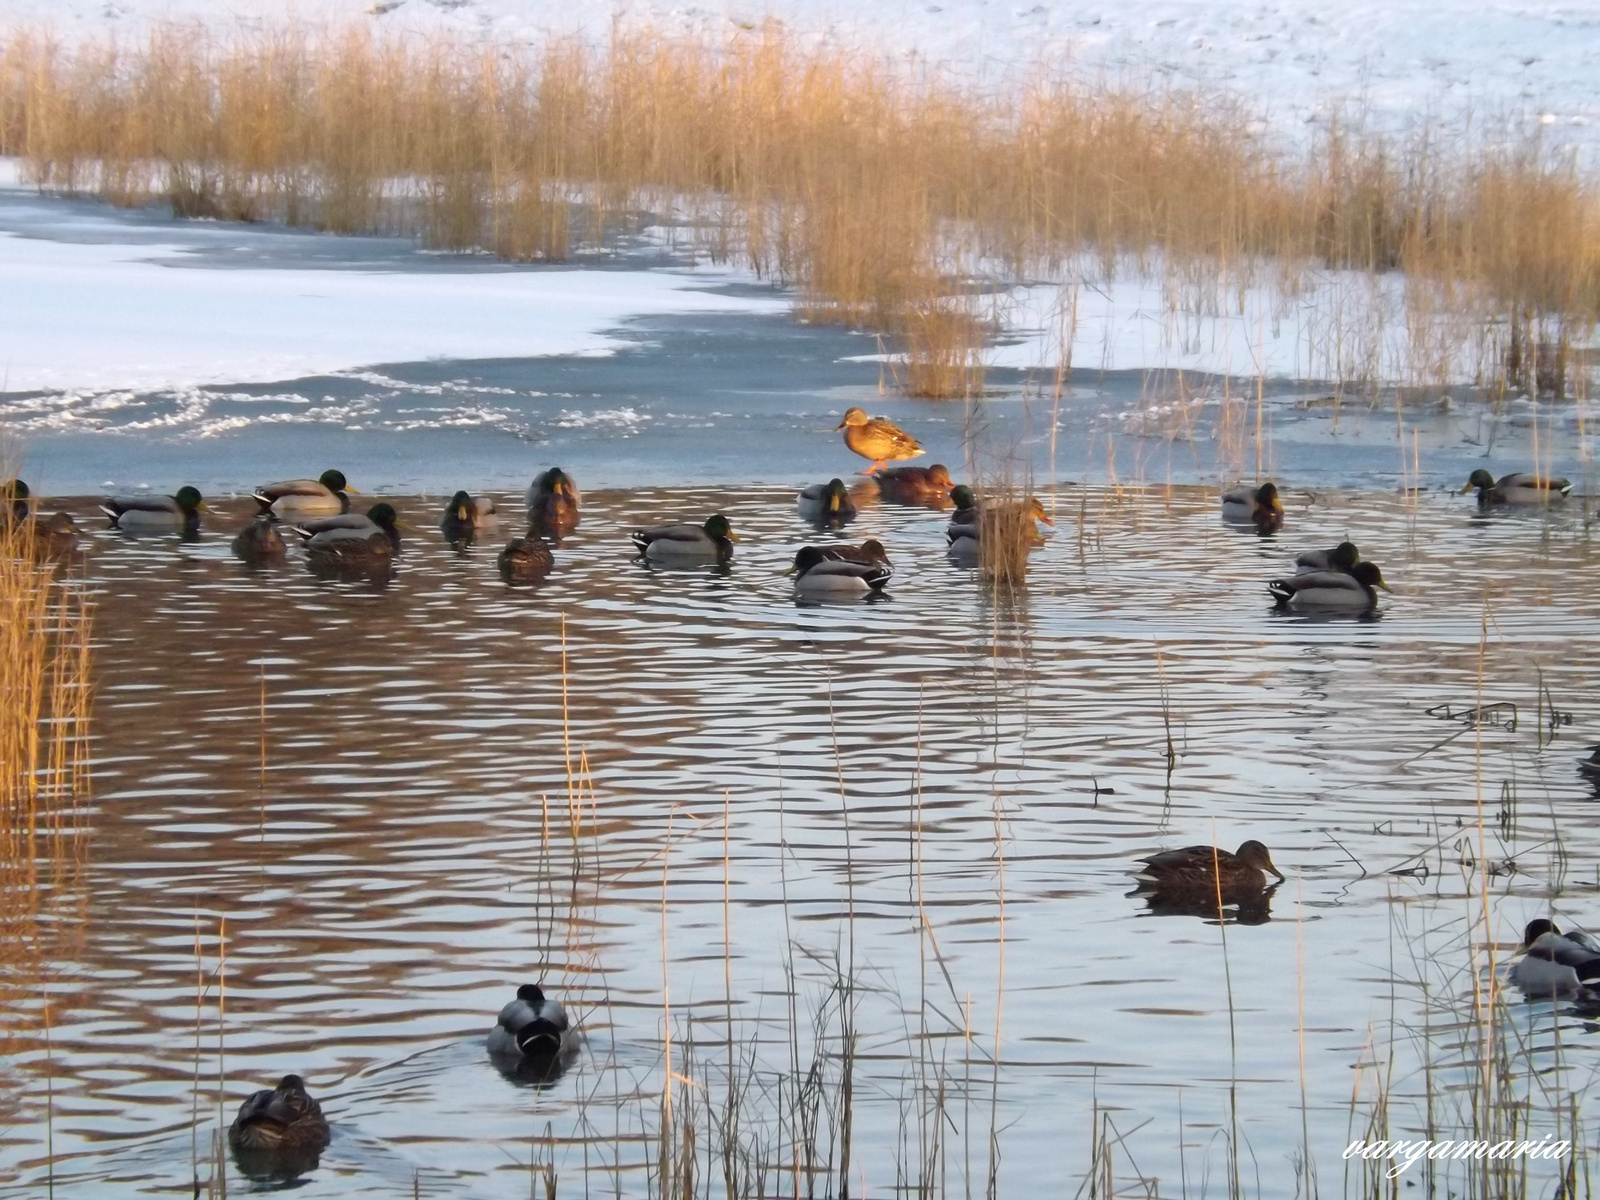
[4,24,1598,394]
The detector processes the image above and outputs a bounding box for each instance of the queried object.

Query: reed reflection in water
[2,483,1598,1196]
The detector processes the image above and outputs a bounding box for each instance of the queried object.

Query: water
[2,483,1598,1196]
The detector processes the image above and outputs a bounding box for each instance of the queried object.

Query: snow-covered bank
[0,195,784,396]
[0,0,1595,153]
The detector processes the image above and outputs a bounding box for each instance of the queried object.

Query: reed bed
[0,501,92,1056]
[2,23,1598,395]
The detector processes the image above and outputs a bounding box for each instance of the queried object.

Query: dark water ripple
[0,484,1597,1195]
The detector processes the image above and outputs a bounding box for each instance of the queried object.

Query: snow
[0,203,786,395]
[0,0,1595,153]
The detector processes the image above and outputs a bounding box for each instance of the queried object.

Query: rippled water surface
[4,484,1600,1196]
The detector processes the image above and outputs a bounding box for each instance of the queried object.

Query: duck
[305,532,393,577]
[790,546,892,597]
[1507,918,1600,998]
[295,503,402,552]
[526,468,580,535]
[835,406,924,473]
[1461,469,1572,507]
[232,517,286,561]
[1294,541,1360,574]
[486,983,574,1059]
[630,514,737,564]
[1579,745,1600,782]
[100,486,205,533]
[1221,482,1284,533]
[811,538,891,567]
[947,493,1052,555]
[1268,561,1390,610]
[498,533,554,585]
[947,485,979,529]
[227,1074,330,1159]
[1134,841,1285,894]
[440,490,496,543]
[32,511,80,559]
[2,478,30,522]
[876,463,954,505]
[796,478,857,523]
[254,470,355,520]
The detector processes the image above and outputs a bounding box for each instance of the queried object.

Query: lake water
[2,481,1598,1197]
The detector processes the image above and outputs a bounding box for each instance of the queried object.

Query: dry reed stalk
[6,24,1600,394]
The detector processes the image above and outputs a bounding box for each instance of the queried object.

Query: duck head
[3,479,29,520]
[703,514,738,542]
[1331,541,1361,570]
[1025,496,1054,526]
[835,407,869,430]
[926,464,953,488]
[366,502,402,533]
[859,539,889,564]
[1351,561,1391,592]
[1236,840,1285,882]
[949,485,976,512]
[1462,469,1496,494]
[174,486,206,515]
[446,490,473,522]
[789,546,826,576]
[319,469,353,495]
[516,983,547,1004]
[823,478,849,512]
[1521,918,1559,948]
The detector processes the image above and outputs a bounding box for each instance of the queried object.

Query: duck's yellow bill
[1458,482,1474,493]
[346,484,361,494]
[1376,581,1393,592]
[727,530,741,542]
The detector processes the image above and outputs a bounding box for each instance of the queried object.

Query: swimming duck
[1579,745,1600,782]
[947,485,979,529]
[1507,919,1600,998]
[1221,482,1284,533]
[1461,469,1572,507]
[1268,561,1390,610]
[254,470,355,520]
[228,1074,330,1159]
[232,517,286,561]
[440,490,496,543]
[1135,841,1285,894]
[1294,541,1360,574]
[498,534,554,585]
[100,486,205,533]
[790,545,891,597]
[811,538,891,567]
[32,511,79,559]
[947,494,1052,555]
[835,407,924,473]
[876,464,954,505]
[526,468,580,535]
[630,515,737,564]
[796,478,857,523]
[295,503,402,552]
[486,983,574,1058]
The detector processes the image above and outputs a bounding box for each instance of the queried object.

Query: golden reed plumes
[2,23,1598,395]
[0,495,93,1046]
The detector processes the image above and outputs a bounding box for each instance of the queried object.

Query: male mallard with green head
[630,514,738,564]
[1269,561,1390,611]
[101,486,205,534]
[796,478,857,524]
[789,545,892,597]
[440,490,496,544]
[295,503,402,552]
[835,407,924,474]
[1461,469,1572,507]
[1294,541,1360,574]
[254,469,355,520]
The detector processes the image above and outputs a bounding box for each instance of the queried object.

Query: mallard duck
[254,469,355,520]
[32,511,79,559]
[790,545,891,597]
[946,494,1051,554]
[947,484,979,529]
[835,407,924,473]
[1579,745,1600,781]
[441,490,496,543]
[812,539,891,567]
[1269,561,1390,610]
[1507,918,1600,998]
[630,515,737,564]
[1294,541,1360,574]
[295,503,402,552]
[796,478,857,523]
[1461,469,1572,507]
[526,468,580,535]
[1135,841,1285,894]
[228,1074,330,1158]
[306,532,392,575]
[100,486,205,533]
[486,983,574,1058]
[498,534,554,585]
[232,517,286,561]
[876,464,954,505]
[2,479,30,522]
[1221,482,1283,533]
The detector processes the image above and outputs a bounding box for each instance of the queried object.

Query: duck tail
[1267,579,1294,605]
[628,530,649,555]
[514,1019,566,1054]
[251,491,274,511]
[97,502,121,524]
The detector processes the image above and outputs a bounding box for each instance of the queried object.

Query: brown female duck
[1135,841,1285,894]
